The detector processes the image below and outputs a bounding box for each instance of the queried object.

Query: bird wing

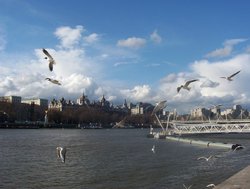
[185,79,199,87]
[49,62,53,71]
[208,155,213,160]
[42,48,54,60]
[55,80,61,85]
[229,70,240,79]
[60,148,66,163]
[152,100,167,114]
[56,147,61,158]
[177,86,182,93]
[197,156,206,160]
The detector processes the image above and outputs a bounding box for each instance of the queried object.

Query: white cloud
[2,25,250,114]
[120,85,153,102]
[150,30,162,44]
[54,25,84,48]
[84,33,99,43]
[206,38,248,58]
[206,46,232,58]
[117,37,146,49]
[200,79,219,88]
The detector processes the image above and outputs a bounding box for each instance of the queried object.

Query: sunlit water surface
[0,129,250,189]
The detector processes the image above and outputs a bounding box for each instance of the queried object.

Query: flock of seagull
[42,48,61,85]
[42,48,243,187]
[42,48,66,162]
[177,70,241,93]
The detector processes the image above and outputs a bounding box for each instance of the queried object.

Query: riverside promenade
[215,165,250,189]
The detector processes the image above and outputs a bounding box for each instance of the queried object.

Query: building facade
[0,96,22,104]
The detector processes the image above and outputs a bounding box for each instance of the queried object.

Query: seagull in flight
[42,48,56,71]
[56,147,66,163]
[151,100,167,115]
[151,145,156,153]
[45,78,61,85]
[220,70,240,81]
[183,184,192,189]
[197,155,213,161]
[177,79,199,93]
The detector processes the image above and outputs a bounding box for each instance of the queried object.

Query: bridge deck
[171,122,250,135]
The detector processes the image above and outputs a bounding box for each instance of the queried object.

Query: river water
[0,129,250,189]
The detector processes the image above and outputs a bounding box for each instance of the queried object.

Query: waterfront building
[221,104,249,119]
[0,96,21,104]
[190,107,210,120]
[131,102,154,115]
[48,98,66,111]
[22,98,48,108]
[100,95,110,108]
[76,93,90,106]
[131,103,144,115]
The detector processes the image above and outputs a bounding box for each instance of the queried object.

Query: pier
[165,136,238,149]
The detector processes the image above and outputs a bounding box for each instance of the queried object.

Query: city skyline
[1,0,250,113]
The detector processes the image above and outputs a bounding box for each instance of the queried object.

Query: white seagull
[177,79,199,93]
[42,48,56,71]
[45,78,61,85]
[151,145,156,153]
[151,100,167,115]
[56,147,66,163]
[197,155,213,161]
[220,70,240,81]
[183,184,192,189]
[206,184,216,188]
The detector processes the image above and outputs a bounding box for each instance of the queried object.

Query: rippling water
[0,129,250,189]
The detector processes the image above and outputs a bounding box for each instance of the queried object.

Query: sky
[1,0,250,113]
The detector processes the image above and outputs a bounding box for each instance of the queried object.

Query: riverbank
[0,122,144,129]
[215,165,250,189]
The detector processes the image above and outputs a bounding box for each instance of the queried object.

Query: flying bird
[197,155,213,161]
[56,147,66,163]
[45,78,61,85]
[42,48,56,71]
[220,70,241,81]
[151,145,156,153]
[177,79,199,93]
[151,100,167,115]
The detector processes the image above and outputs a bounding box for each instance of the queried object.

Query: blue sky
[1,0,250,113]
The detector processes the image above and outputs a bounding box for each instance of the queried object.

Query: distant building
[131,102,154,115]
[48,98,66,111]
[220,104,249,119]
[131,103,144,115]
[0,96,21,104]
[76,93,90,106]
[100,95,110,108]
[190,107,210,119]
[22,98,48,108]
